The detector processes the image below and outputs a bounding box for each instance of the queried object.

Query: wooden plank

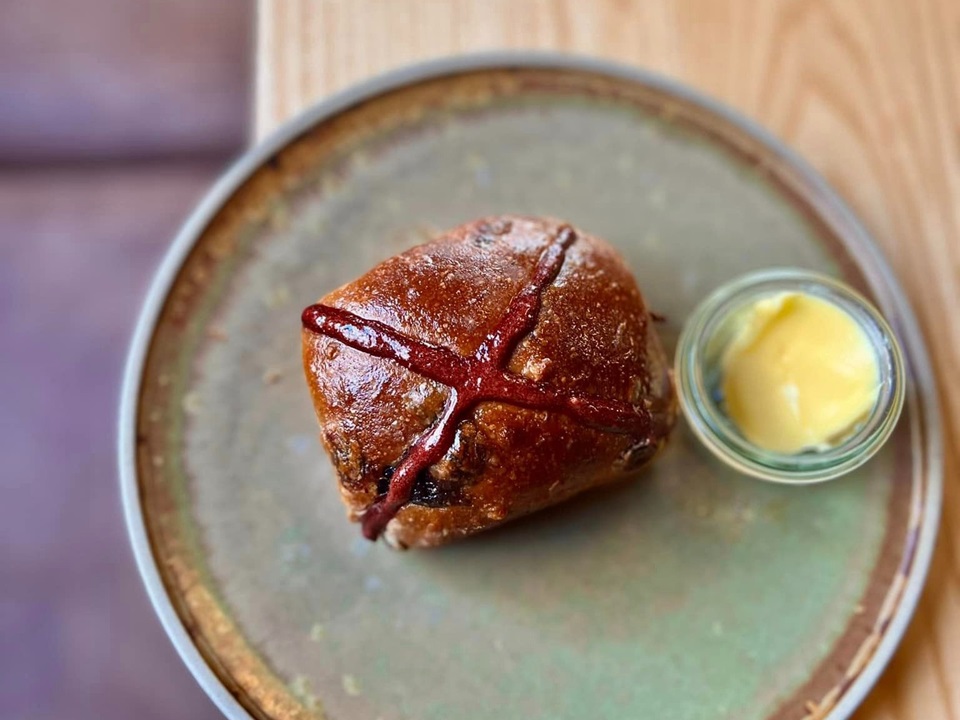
[0,164,230,720]
[0,0,252,162]
[256,2,960,719]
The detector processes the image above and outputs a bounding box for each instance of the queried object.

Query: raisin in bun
[302,215,676,548]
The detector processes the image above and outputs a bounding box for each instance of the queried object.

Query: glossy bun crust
[302,216,676,548]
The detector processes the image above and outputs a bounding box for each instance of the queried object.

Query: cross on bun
[302,216,677,548]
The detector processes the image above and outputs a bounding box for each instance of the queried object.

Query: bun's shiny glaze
[302,216,677,548]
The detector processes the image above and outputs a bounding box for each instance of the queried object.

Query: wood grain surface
[1,164,232,720]
[0,0,250,162]
[1,2,251,718]
[255,2,959,718]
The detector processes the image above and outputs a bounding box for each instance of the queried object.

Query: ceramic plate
[121,55,941,720]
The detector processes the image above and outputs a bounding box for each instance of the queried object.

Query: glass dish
[675,268,906,483]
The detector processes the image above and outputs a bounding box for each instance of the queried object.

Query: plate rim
[118,50,943,720]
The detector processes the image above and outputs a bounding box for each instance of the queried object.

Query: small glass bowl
[675,268,905,484]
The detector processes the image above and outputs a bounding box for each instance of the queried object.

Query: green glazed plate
[120,54,941,720]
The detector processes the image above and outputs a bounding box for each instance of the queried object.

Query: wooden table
[256,2,959,718]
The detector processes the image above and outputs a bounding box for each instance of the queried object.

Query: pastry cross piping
[302,225,663,540]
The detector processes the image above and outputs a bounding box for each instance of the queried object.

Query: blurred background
[1,2,252,718]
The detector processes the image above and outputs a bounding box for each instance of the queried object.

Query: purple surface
[0,0,252,162]
[0,167,231,720]
[0,1,252,717]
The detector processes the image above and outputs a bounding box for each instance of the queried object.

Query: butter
[721,292,880,454]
